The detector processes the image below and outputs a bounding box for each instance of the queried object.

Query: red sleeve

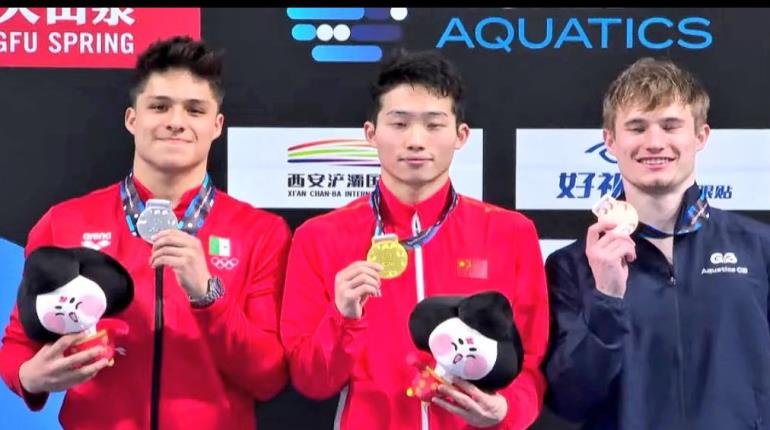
[0,208,55,410]
[487,217,549,430]
[279,221,368,400]
[191,215,291,401]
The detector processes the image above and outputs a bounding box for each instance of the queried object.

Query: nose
[641,126,666,152]
[405,126,427,151]
[165,106,186,133]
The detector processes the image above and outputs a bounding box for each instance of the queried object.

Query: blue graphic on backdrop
[287,8,408,63]
[0,237,64,429]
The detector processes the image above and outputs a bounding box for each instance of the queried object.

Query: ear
[364,121,376,147]
[695,122,710,152]
[603,128,616,157]
[125,107,137,136]
[458,291,513,341]
[212,112,224,141]
[454,122,470,150]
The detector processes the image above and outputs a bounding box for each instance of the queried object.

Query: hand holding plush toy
[406,291,524,403]
[17,247,134,369]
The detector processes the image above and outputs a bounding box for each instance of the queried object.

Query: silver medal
[136,199,178,243]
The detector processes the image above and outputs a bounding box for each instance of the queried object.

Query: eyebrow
[660,117,685,125]
[145,96,211,106]
[623,118,647,128]
[384,110,449,119]
[623,116,686,128]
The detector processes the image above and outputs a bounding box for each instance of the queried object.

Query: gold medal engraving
[367,234,408,279]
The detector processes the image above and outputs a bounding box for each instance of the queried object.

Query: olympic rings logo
[210,256,239,270]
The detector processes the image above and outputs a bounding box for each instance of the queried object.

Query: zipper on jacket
[333,385,349,430]
[413,213,425,302]
[150,266,164,430]
[645,237,687,424]
[412,213,429,430]
[669,265,687,423]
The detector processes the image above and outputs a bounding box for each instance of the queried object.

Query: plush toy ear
[457,291,524,392]
[408,296,463,351]
[70,248,133,315]
[17,247,82,342]
[457,291,514,341]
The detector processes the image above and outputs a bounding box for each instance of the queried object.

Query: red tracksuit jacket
[281,179,549,430]
[0,179,290,429]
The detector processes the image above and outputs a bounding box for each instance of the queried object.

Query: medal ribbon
[638,185,710,239]
[120,171,215,238]
[369,183,458,249]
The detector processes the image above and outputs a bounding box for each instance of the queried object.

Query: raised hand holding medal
[120,172,216,299]
[585,194,638,298]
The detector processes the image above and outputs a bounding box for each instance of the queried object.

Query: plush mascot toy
[406,291,524,402]
[17,246,134,366]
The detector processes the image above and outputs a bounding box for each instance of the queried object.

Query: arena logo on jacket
[701,251,749,275]
[208,235,239,271]
[81,232,112,251]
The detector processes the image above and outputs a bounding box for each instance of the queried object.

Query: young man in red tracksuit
[280,49,549,430]
[0,36,290,429]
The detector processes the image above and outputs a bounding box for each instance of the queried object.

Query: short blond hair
[602,57,709,131]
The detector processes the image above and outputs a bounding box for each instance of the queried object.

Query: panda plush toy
[17,246,134,365]
[406,291,524,402]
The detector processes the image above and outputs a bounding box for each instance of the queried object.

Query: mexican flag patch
[209,236,231,257]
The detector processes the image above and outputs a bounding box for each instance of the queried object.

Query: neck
[381,173,448,206]
[624,180,693,233]
[132,160,206,207]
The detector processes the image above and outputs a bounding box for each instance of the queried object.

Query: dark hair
[129,36,224,108]
[368,49,466,126]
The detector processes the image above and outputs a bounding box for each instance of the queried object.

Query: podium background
[2,8,769,429]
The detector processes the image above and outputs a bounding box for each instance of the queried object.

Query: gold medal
[367,234,408,279]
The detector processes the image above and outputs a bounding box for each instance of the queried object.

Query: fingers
[56,357,110,390]
[587,226,636,259]
[604,238,637,263]
[151,229,195,248]
[432,396,469,417]
[452,379,485,402]
[338,261,383,281]
[586,219,619,249]
[72,358,110,381]
[335,261,383,293]
[437,384,480,412]
[46,332,90,357]
[59,345,105,371]
[341,283,380,302]
[150,254,187,269]
[349,271,382,290]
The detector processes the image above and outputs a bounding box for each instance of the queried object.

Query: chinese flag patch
[456,258,488,279]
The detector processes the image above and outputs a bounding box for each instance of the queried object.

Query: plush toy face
[428,317,498,381]
[35,275,107,335]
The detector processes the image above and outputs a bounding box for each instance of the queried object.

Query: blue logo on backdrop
[558,142,623,199]
[287,8,408,63]
[584,142,617,164]
[437,16,712,51]
[0,237,64,428]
